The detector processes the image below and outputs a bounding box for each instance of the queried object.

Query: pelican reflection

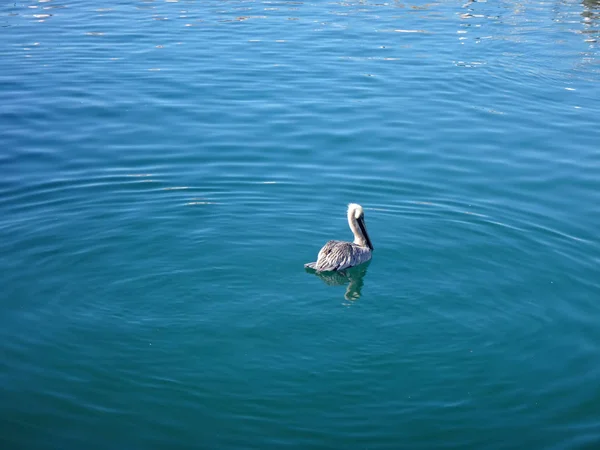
[306,260,371,301]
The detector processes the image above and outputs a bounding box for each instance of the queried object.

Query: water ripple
[1,0,600,448]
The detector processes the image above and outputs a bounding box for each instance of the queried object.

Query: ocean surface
[2,0,600,448]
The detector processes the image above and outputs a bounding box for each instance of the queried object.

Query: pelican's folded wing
[314,241,356,272]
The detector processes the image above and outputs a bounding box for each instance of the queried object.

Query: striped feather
[305,240,372,272]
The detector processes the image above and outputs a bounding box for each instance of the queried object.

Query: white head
[347,203,373,250]
[347,203,364,220]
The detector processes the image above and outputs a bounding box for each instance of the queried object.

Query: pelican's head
[348,203,364,220]
[347,203,373,250]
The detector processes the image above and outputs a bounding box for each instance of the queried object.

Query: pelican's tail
[304,262,317,270]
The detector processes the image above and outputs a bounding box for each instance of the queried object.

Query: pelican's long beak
[357,216,373,250]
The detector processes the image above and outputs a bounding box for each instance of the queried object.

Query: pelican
[305,203,374,272]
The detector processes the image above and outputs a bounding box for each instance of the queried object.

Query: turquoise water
[2,0,600,448]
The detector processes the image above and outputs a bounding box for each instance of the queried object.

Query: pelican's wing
[314,240,357,272]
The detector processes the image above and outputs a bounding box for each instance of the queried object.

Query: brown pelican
[305,203,373,272]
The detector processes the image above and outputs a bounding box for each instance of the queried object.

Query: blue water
[2,1,600,448]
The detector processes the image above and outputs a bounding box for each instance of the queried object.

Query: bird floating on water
[305,203,373,272]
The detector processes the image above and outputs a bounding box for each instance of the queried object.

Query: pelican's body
[305,203,374,272]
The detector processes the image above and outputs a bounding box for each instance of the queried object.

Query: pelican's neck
[348,211,367,247]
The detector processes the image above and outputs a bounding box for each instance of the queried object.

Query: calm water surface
[2,0,600,448]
